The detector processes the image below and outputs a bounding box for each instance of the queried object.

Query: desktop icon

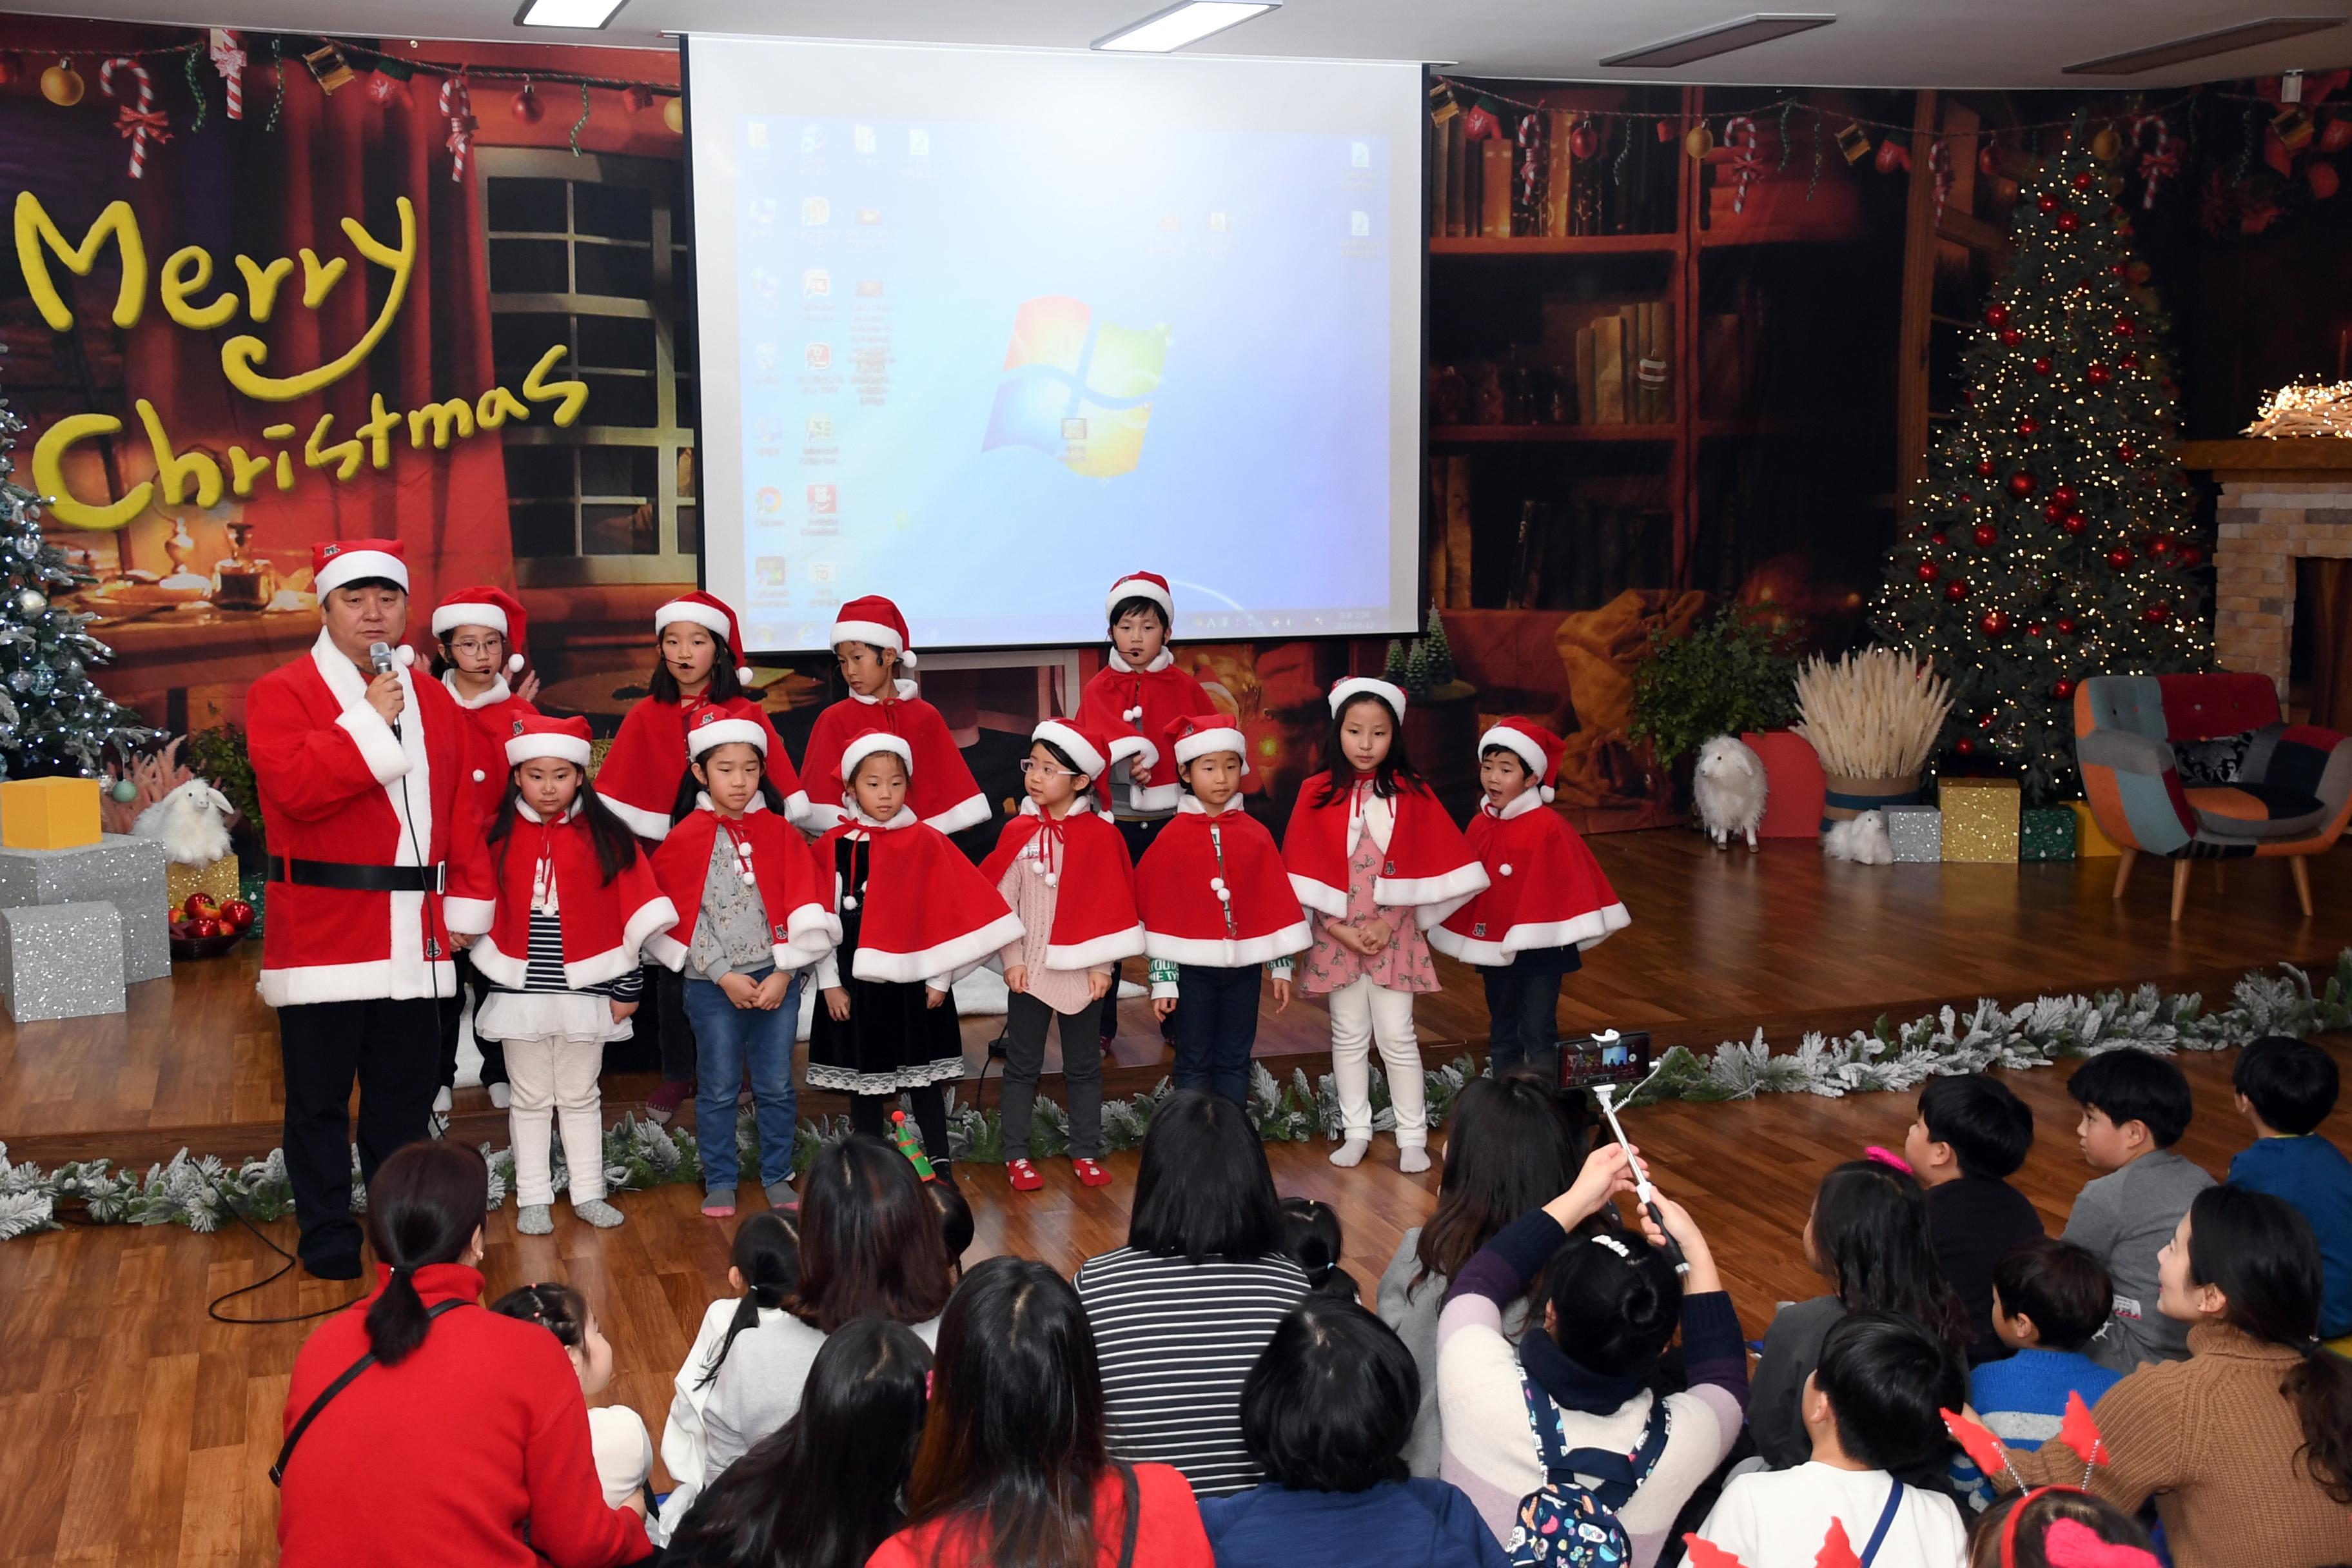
[754,342,777,372]
[1208,211,1229,232]
[807,484,837,514]
[983,295,1171,480]
[856,279,885,298]
[909,128,930,155]
[748,197,778,225]
[1350,141,1370,168]
[755,487,782,515]
[856,208,882,225]
[802,196,830,226]
[807,414,835,440]
[756,556,789,587]
[1350,211,1370,237]
[810,560,836,583]
[747,122,769,151]
[806,343,832,370]
[803,268,832,297]
[799,124,826,155]
[854,124,876,154]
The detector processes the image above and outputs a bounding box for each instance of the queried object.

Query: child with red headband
[444,715,677,1235]
[808,726,1022,1176]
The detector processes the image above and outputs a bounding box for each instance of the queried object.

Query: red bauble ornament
[2035,193,2059,213]
[1979,609,2010,635]
[2115,440,2139,462]
[2017,415,2041,435]
[1656,118,1675,144]
[2086,362,2113,386]
[1929,531,1948,546]
[2144,602,2170,623]
[2057,616,2078,634]
[1944,578,1970,601]
[2044,501,2068,522]
[2108,261,2127,276]
[1959,494,1974,505]
[2113,315,2136,337]
[1973,524,1999,546]
[2056,210,2082,233]
[511,84,544,123]
[1975,457,1996,478]
[1955,736,1978,757]
[2105,547,2134,569]
[2063,511,2086,533]
[2005,470,2037,497]
[2310,162,2341,201]
[220,899,256,932]
[2119,351,2141,370]
[1570,123,1600,159]
[2001,328,2024,346]
[1916,560,1941,582]
[2148,534,2175,557]
[2072,171,2094,190]
[2051,484,2078,509]
[1983,303,2010,328]
[0,54,21,86]
[2032,357,2053,376]
[2026,621,2045,638]
[2177,545,2204,567]
[2053,679,2076,699]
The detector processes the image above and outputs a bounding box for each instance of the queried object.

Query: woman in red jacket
[275,1140,650,1568]
[870,1255,1213,1568]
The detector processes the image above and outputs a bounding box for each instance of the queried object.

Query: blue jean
[1172,963,1261,1106]
[683,968,801,1192]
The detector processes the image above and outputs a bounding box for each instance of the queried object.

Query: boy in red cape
[978,718,1149,1192]
[1135,714,1311,1107]
[1430,719,1629,1081]
[1282,677,1487,1171]
[801,595,990,836]
[808,727,1022,1176]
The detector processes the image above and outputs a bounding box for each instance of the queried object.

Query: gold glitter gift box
[1939,777,2021,862]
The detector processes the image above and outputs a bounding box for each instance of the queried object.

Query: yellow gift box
[1939,777,2021,863]
[0,776,101,850]
[166,855,241,917]
[2068,799,2121,858]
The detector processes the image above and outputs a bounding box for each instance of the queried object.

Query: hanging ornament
[570,81,591,156]
[1929,531,1949,547]
[2017,415,2041,435]
[208,28,245,119]
[2177,545,2204,568]
[2044,500,2068,522]
[511,79,544,124]
[2105,546,2134,569]
[98,58,168,181]
[2053,678,2077,699]
[663,95,685,134]
[2148,534,2176,557]
[2119,352,2141,371]
[369,54,414,106]
[1427,79,1460,126]
[1929,137,1953,224]
[1569,119,1599,161]
[1683,122,1715,160]
[302,43,355,94]
[16,589,43,613]
[2072,171,2095,191]
[1954,736,1977,757]
[2086,361,2113,387]
[2113,315,2137,338]
[1875,136,1911,174]
[2143,602,2171,623]
[2026,622,2046,638]
[1724,116,1762,213]
[621,83,655,113]
[2309,162,2341,201]
[2132,114,2179,210]
[1979,609,2010,636]
[1461,101,1501,141]
[2055,210,2081,233]
[2116,440,2139,462]
[2051,484,2078,509]
[2057,616,2079,634]
[2000,328,2023,346]
[439,72,477,182]
[2090,123,2122,162]
[109,778,138,804]
[2036,193,2059,214]
[1916,560,1941,582]
[1836,121,1871,164]
[2063,514,2088,534]
[1983,303,2010,329]
[2032,357,2053,376]
[2273,103,2316,153]
[2006,470,2037,497]
[1972,524,1999,547]
[0,53,21,87]
[1974,457,1997,478]
[1944,578,1970,601]
[1978,143,2000,176]
[41,57,84,107]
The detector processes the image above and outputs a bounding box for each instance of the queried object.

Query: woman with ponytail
[654,1212,801,1542]
[1999,1184,2352,1567]
[277,1141,649,1568]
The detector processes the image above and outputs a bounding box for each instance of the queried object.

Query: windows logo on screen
[982,297,1170,480]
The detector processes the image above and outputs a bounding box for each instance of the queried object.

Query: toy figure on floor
[1282,678,1487,1173]
[809,727,1023,1175]
[801,595,990,835]
[1429,719,1629,1082]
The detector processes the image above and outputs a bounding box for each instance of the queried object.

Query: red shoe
[645,1079,692,1126]
[1072,1158,1112,1188]
[1008,1159,1044,1192]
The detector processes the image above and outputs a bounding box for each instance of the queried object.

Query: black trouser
[279,997,440,1266]
[850,1082,954,1172]
[435,949,504,1090]
[1107,816,1173,1043]
[1483,966,1565,1083]
[657,964,696,1084]
[1172,963,1261,1106]
[1003,991,1104,1159]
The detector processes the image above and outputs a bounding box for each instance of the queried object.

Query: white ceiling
[8,1,2349,88]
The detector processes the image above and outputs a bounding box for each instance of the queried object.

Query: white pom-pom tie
[740,870,756,886]
[395,644,416,667]
[1215,887,1231,902]
[1124,705,1142,722]
[1044,872,1059,887]
[507,654,525,674]
[1499,863,1514,877]
[471,769,485,783]
[842,895,859,910]
[1030,859,1047,876]
[1209,877,1225,891]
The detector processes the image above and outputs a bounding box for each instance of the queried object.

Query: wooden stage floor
[2,829,2350,1565]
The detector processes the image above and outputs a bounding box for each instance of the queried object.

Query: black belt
[266,855,445,893]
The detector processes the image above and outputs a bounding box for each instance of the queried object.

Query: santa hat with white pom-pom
[830,594,919,670]
[1478,718,1564,803]
[656,591,757,685]
[313,539,417,665]
[433,585,530,674]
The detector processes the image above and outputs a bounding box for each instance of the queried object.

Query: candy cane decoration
[1930,137,1953,226]
[99,57,170,180]
[208,28,244,119]
[440,72,478,183]
[1725,115,1761,213]
[1516,112,1543,214]
[2133,113,2180,211]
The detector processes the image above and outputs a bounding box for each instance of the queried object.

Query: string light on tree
[1872,117,2210,804]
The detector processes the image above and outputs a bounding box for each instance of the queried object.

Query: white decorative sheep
[132,778,237,868]
[1692,734,1767,851]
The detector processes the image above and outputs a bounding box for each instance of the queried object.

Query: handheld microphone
[368,642,400,736]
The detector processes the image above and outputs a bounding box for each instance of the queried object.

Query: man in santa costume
[245,540,496,1279]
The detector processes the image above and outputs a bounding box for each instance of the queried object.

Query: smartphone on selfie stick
[1560,1028,1687,1275]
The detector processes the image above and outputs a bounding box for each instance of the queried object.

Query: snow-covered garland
[6,951,2349,1240]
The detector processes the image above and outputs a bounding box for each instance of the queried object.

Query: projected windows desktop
[689,45,1424,649]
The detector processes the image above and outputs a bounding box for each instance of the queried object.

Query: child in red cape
[1135,714,1311,1108]
[1429,719,1629,1081]
[810,727,1022,1177]
[977,718,1148,1193]
[442,716,676,1235]
[427,583,540,1115]
[646,707,833,1219]
[1282,678,1487,1172]
[801,595,990,836]
[1077,571,1214,1048]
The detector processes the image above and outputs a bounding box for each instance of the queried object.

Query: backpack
[1504,1375,1672,1567]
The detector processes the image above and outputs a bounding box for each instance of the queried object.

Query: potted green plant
[1629,607,1799,772]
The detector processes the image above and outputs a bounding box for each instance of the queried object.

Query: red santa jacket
[1135,796,1311,968]
[277,1262,650,1568]
[1280,772,1491,929]
[644,799,836,974]
[596,694,806,841]
[801,682,989,834]
[977,798,1145,970]
[247,629,497,1007]
[1429,789,1631,965]
[814,808,1023,985]
[442,672,540,828]
[444,798,678,990]
[1079,651,1210,815]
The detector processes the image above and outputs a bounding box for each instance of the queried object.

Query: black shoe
[304,1250,364,1281]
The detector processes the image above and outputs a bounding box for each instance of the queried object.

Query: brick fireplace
[2175,440,2352,695]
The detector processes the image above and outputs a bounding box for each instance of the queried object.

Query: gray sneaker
[516,1203,553,1235]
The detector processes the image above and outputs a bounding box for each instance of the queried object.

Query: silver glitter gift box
[1882,803,1943,863]
[0,901,126,1021]
[0,834,170,983]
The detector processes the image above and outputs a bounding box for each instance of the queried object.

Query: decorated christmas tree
[0,349,153,779]
[1383,637,1410,684]
[1874,124,2209,805]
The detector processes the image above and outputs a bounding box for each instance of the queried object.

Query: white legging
[504,1034,607,1206]
[1327,975,1426,1146]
